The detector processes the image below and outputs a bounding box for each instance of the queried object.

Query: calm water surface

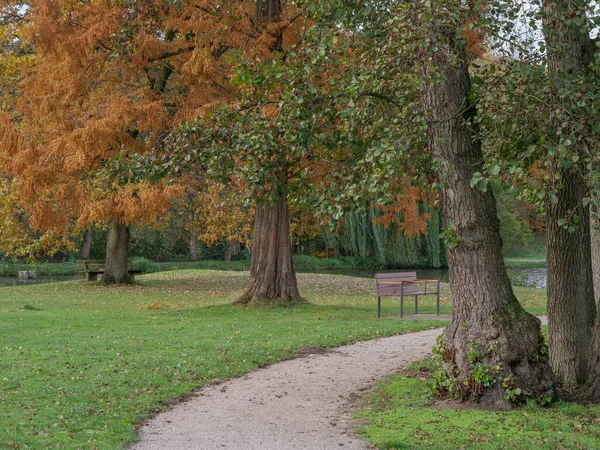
[0,275,84,288]
[320,267,547,288]
[0,268,547,288]
[416,268,547,288]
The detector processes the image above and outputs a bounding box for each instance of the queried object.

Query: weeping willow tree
[324,203,445,268]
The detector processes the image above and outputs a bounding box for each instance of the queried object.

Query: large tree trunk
[423,11,554,407]
[233,0,299,304]
[234,197,301,305]
[542,0,597,390]
[101,221,132,284]
[190,227,199,261]
[80,229,92,259]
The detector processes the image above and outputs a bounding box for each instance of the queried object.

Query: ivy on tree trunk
[423,6,554,407]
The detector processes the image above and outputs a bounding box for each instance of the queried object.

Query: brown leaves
[374,178,437,236]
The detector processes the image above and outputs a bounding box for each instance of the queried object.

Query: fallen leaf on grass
[139,301,164,310]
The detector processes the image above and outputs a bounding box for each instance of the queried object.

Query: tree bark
[256,0,280,22]
[224,239,239,262]
[586,211,600,400]
[590,213,600,302]
[80,229,92,259]
[234,197,301,305]
[542,0,597,390]
[233,0,300,304]
[583,86,600,401]
[546,166,595,389]
[101,221,132,284]
[190,227,199,261]
[423,13,554,407]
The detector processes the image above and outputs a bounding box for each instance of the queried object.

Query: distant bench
[76,260,142,281]
[375,272,441,318]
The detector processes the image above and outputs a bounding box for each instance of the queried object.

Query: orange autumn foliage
[462,0,489,57]
[373,178,437,236]
[463,26,487,57]
[0,0,304,235]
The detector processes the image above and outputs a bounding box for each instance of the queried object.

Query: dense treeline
[5,196,541,270]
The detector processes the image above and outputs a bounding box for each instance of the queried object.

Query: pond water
[0,275,84,288]
[319,267,547,289]
[0,268,547,289]
[409,268,547,289]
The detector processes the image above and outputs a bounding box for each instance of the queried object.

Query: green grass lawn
[357,360,600,449]
[1,270,448,449]
[0,269,550,448]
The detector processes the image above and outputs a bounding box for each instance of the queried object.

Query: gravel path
[131,327,443,450]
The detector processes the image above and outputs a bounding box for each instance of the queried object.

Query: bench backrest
[375,272,419,296]
[76,260,105,271]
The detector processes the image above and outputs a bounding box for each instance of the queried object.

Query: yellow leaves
[139,301,164,310]
[171,177,252,248]
[196,180,253,246]
[183,44,217,76]
[0,176,76,260]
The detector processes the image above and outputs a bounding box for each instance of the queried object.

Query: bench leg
[400,285,404,318]
[86,272,98,281]
[377,296,381,319]
[415,295,418,315]
[437,281,441,316]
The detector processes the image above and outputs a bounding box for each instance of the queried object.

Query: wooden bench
[76,260,142,281]
[375,272,440,318]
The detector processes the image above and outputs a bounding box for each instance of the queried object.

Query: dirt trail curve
[131,327,443,450]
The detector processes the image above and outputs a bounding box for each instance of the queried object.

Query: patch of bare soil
[294,346,334,356]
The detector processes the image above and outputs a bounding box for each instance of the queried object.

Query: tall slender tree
[540,0,597,390]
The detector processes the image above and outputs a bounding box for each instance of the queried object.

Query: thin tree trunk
[190,227,199,261]
[590,213,600,302]
[256,0,280,22]
[423,10,554,407]
[586,209,600,400]
[223,239,239,262]
[542,0,597,390]
[102,221,132,284]
[80,229,92,259]
[234,197,301,305]
[546,166,595,388]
